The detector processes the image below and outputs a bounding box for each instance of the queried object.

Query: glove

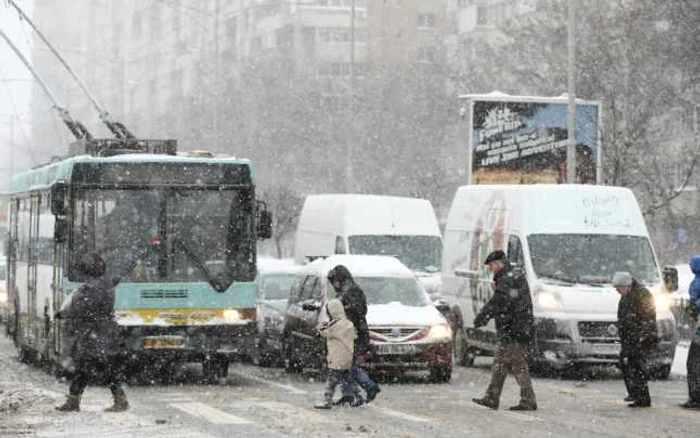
[357,347,373,366]
[640,334,659,348]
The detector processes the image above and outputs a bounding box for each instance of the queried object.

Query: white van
[294,194,443,295]
[441,184,678,377]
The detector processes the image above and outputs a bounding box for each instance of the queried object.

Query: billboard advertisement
[463,93,601,185]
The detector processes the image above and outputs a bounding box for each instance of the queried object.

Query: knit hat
[611,271,633,287]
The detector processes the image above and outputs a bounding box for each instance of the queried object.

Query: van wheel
[429,365,452,383]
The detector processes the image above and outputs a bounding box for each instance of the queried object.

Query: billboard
[463,93,601,185]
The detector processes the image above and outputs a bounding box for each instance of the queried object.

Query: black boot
[472,397,498,410]
[366,385,381,403]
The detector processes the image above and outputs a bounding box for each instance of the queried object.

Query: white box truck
[294,194,443,296]
[441,184,678,377]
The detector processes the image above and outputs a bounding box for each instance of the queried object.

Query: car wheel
[429,365,452,383]
[283,336,303,373]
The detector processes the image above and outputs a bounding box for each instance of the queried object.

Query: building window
[417,13,436,29]
[150,9,161,42]
[417,47,436,63]
[132,11,142,38]
[477,6,488,26]
[171,69,183,100]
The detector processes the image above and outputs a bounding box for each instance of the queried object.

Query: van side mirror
[54,218,68,243]
[663,266,679,293]
[50,180,69,216]
[257,201,272,239]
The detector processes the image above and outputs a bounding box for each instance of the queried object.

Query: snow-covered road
[1,333,698,437]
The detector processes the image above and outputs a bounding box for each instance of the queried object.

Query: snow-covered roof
[459,91,599,106]
[301,255,415,279]
[257,258,300,275]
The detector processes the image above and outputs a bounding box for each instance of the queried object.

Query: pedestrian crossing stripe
[171,402,252,424]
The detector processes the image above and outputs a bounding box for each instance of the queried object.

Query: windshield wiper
[173,238,228,292]
[538,274,578,285]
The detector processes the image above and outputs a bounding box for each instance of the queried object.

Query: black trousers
[687,338,700,403]
[69,358,125,397]
[620,352,650,404]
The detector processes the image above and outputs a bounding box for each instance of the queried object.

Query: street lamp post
[567,0,577,184]
[346,0,356,193]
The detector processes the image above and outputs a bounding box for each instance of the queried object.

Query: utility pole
[346,0,356,192]
[7,114,15,191]
[213,0,220,151]
[566,0,577,184]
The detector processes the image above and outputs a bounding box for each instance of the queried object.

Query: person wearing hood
[314,299,357,409]
[55,252,129,413]
[681,256,700,409]
[472,250,537,411]
[327,265,381,406]
[613,271,657,408]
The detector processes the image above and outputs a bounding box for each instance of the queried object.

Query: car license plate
[376,343,417,356]
[591,343,619,355]
[143,336,185,349]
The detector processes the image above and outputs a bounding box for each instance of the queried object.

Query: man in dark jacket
[472,250,537,411]
[55,252,129,413]
[681,256,700,409]
[327,265,381,406]
[613,271,657,408]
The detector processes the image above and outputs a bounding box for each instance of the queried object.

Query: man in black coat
[472,250,537,411]
[613,271,657,408]
[55,252,129,413]
[328,265,381,406]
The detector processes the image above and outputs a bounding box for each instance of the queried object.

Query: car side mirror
[301,300,321,312]
[433,299,450,316]
[50,180,69,216]
[54,218,68,243]
[663,266,679,293]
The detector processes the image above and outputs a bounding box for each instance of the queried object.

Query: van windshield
[348,235,442,273]
[528,234,660,285]
[354,276,431,307]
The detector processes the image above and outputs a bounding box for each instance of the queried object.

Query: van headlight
[536,291,564,310]
[653,293,670,312]
[427,324,452,341]
[223,309,242,324]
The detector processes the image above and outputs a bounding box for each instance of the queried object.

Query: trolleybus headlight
[224,309,242,324]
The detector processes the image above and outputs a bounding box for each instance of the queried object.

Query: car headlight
[223,309,242,324]
[536,291,564,310]
[427,324,452,341]
[653,293,670,312]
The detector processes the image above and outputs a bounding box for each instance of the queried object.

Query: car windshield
[260,274,296,300]
[528,234,660,284]
[353,276,431,307]
[348,235,442,273]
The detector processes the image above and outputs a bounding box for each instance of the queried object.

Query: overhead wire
[0,64,39,163]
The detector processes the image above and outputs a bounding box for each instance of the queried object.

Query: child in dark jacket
[314,299,356,409]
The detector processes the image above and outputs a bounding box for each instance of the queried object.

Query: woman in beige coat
[314,299,357,409]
